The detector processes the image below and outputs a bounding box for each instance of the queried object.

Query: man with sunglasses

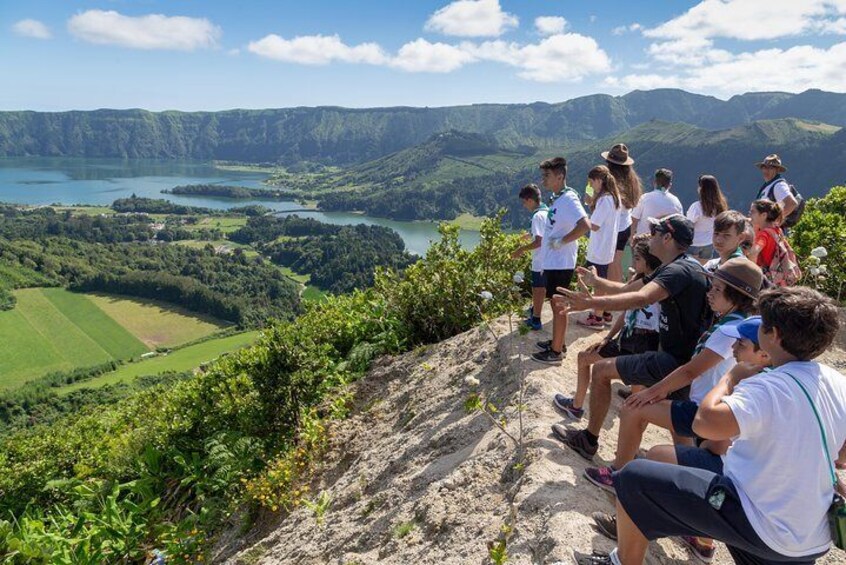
[549,214,711,459]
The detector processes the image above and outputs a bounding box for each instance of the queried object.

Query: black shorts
[615,351,689,400]
[614,460,825,564]
[615,225,631,251]
[676,445,724,474]
[584,260,610,279]
[544,269,574,299]
[597,332,658,358]
[670,400,699,437]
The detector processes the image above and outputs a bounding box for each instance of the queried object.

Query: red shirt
[754,227,781,268]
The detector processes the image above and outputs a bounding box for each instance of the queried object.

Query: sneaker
[572,550,615,565]
[525,306,534,318]
[591,512,617,540]
[551,426,598,461]
[532,348,563,365]
[524,317,543,331]
[584,466,617,493]
[577,313,606,330]
[679,536,716,564]
[536,339,552,350]
[553,394,584,420]
[616,387,632,400]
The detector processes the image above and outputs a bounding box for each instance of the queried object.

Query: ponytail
[751,199,783,224]
[587,165,621,211]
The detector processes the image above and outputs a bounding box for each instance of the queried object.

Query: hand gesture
[576,265,598,288]
[625,385,668,408]
[554,286,594,312]
[725,362,763,392]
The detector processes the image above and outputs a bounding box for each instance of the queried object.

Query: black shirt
[643,254,711,363]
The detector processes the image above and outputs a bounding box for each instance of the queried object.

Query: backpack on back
[762,227,802,287]
[765,181,806,228]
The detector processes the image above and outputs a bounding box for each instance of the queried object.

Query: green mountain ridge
[3,89,846,165]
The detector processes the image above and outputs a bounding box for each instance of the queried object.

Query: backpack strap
[784,371,839,488]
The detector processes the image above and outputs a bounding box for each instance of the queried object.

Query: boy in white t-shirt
[512,184,548,331]
[573,286,846,565]
[630,168,682,237]
[531,157,590,366]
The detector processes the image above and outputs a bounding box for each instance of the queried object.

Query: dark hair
[587,165,621,210]
[518,183,541,203]
[758,287,840,360]
[751,199,782,224]
[654,168,673,189]
[698,175,728,218]
[631,232,661,272]
[714,210,747,235]
[721,284,758,316]
[539,157,568,179]
[607,161,642,209]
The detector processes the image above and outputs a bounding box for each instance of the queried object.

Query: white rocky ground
[216,310,846,565]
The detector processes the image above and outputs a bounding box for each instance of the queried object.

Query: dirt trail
[217,311,846,565]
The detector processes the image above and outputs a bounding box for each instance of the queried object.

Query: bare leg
[551,304,567,354]
[616,498,649,565]
[609,249,624,284]
[645,444,678,464]
[532,287,545,320]
[587,359,622,436]
[613,401,674,469]
[837,441,846,469]
[575,349,603,408]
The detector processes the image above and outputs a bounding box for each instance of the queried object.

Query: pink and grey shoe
[577,313,606,330]
[679,536,716,563]
[584,465,617,493]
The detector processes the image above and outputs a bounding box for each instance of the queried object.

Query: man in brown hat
[754,154,797,219]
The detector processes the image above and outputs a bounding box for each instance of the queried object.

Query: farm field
[85,292,227,348]
[57,330,261,394]
[0,288,148,390]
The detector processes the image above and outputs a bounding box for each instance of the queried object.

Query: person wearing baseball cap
[550,213,710,461]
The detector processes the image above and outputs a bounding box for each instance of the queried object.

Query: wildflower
[464,375,480,387]
[808,255,821,265]
[512,271,525,284]
[479,291,493,301]
[820,265,828,274]
[510,285,521,293]
[811,246,828,258]
[811,267,820,276]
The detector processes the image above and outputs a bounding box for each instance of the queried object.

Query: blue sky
[3,0,846,111]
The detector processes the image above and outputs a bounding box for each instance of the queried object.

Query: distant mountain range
[1,88,845,224]
[2,88,846,165]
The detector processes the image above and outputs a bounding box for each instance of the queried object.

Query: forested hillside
[3,89,846,165]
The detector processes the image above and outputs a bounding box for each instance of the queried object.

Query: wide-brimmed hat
[705,257,764,299]
[755,154,787,172]
[601,143,635,166]
[647,214,694,247]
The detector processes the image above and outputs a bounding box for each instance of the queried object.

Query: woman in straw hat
[602,144,643,297]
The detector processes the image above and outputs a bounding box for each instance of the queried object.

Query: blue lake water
[0,157,480,256]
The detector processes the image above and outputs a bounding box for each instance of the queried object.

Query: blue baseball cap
[720,315,762,344]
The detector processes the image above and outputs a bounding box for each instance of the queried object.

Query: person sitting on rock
[573,286,846,565]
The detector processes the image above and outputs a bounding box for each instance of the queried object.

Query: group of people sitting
[510,147,845,565]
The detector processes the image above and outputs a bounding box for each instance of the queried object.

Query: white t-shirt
[759,178,791,204]
[722,361,846,557]
[586,194,619,265]
[617,206,632,232]
[542,188,588,270]
[686,201,715,247]
[631,190,683,235]
[530,207,548,272]
[624,303,660,333]
[704,257,720,273]
[688,328,737,405]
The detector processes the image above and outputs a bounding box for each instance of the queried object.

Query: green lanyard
[784,371,839,488]
[693,311,745,356]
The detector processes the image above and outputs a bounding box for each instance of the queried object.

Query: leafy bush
[789,185,846,302]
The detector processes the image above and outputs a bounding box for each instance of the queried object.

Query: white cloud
[463,33,612,82]
[425,0,518,37]
[227,48,241,56]
[647,36,733,66]
[67,10,220,51]
[609,42,846,95]
[644,0,846,42]
[248,34,387,65]
[13,19,51,40]
[612,23,642,36]
[390,38,476,72]
[535,16,567,36]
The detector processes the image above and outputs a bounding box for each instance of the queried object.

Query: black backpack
[764,180,806,228]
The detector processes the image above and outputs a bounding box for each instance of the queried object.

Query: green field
[186,217,248,233]
[58,331,260,394]
[0,288,148,390]
[85,293,227,348]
